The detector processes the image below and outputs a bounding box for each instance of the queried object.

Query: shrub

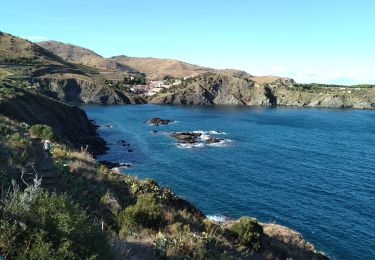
[29,124,56,141]
[0,181,113,259]
[117,193,164,236]
[230,217,263,251]
[168,222,190,236]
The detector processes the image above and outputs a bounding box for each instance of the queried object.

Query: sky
[1,0,374,84]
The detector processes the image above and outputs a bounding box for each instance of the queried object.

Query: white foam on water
[207,139,232,147]
[207,215,231,223]
[209,130,227,135]
[176,142,205,149]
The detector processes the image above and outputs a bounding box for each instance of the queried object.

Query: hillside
[0,80,106,154]
[38,41,140,74]
[0,32,144,104]
[110,55,215,80]
[39,40,295,83]
[0,32,88,79]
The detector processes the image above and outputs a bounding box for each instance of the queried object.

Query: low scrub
[117,193,165,237]
[230,217,263,251]
[29,124,56,141]
[0,180,113,259]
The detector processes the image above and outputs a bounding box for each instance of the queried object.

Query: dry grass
[262,223,315,251]
[0,68,12,78]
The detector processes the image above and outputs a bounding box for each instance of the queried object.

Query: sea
[82,104,375,259]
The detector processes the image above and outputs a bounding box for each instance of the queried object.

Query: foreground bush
[0,181,113,259]
[230,217,263,250]
[29,124,56,140]
[117,193,165,237]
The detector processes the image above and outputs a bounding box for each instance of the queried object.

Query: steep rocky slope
[149,73,284,106]
[150,73,375,109]
[0,81,106,154]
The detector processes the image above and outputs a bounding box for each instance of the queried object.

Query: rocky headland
[149,73,375,109]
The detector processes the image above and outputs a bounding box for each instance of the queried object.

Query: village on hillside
[129,76,190,96]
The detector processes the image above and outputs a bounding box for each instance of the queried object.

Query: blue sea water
[82,104,375,259]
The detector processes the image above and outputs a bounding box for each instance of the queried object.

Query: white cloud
[21,35,49,42]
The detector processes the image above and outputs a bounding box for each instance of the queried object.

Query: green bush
[29,124,56,141]
[0,182,113,259]
[117,193,164,236]
[230,217,263,251]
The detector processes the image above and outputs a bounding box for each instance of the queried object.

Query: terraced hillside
[0,32,144,104]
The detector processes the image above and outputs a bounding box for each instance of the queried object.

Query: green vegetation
[0,116,31,167]
[293,83,375,91]
[230,217,263,250]
[2,56,37,65]
[123,75,146,85]
[29,124,56,141]
[117,193,165,236]
[0,181,113,259]
[163,75,182,85]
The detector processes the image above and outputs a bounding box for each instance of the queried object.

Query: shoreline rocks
[99,160,132,169]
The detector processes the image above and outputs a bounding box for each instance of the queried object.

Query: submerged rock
[206,137,224,143]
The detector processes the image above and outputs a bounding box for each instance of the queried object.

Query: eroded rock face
[149,73,375,109]
[146,117,174,125]
[0,83,107,155]
[30,78,146,104]
[149,73,279,106]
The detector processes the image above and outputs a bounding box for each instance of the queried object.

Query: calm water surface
[82,104,375,259]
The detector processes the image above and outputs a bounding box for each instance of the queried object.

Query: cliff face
[0,82,106,154]
[149,73,271,106]
[150,73,375,109]
[30,77,146,104]
[271,85,375,109]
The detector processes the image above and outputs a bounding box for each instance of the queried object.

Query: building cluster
[130,78,183,96]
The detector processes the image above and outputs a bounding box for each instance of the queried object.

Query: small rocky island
[145,117,174,126]
[170,131,224,145]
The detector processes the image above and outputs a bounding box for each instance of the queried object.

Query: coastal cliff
[0,81,106,154]
[149,73,375,109]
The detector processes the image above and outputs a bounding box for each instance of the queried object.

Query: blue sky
[1,0,374,84]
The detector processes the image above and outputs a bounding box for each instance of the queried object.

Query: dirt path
[22,138,59,191]
[111,238,156,260]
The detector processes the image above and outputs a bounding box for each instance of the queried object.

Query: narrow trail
[22,138,59,191]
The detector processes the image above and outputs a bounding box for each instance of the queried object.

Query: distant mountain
[38,40,214,80]
[110,55,214,80]
[38,40,294,83]
[0,32,88,78]
[0,32,144,104]
[38,41,140,74]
